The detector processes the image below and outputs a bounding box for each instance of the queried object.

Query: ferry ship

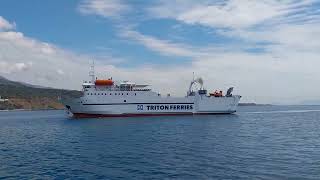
[63,65,241,118]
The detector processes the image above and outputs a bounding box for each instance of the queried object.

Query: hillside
[0,76,81,110]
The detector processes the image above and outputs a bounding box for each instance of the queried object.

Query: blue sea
[0,105,320,179]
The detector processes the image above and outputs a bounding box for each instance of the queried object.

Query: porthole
[127,93,128,95]
[124,100,126,102]
[110,93,112,95]
[135,93,136,96]
[115,93,117,95]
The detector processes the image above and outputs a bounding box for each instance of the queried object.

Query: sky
[0,0,320,104]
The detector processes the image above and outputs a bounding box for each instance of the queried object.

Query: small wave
[247,109,320,114]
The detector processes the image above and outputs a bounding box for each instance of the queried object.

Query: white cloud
[78,0,130,18]
[57,69,65,75]
[75,0,320,104]
[112,0,320,104]
[0,61,32,74]
[115,27,320,104]
[147,0,320,53]
[119,29,205,57]
[149,0,318,29]
[0,16,16,31]
[2,27,320,104]
[0,30,103,89]
[218,22,320,55]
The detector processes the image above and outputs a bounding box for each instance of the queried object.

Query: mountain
[0,76,50,88]
[0,76,81,110]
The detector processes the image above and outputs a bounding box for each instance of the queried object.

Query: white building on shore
[0,96,8,102]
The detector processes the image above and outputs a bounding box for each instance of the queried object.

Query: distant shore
[0,108,64,112]
[238,103,272,106]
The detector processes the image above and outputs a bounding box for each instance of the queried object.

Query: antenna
[89,60,95,83]
[192,72,195,81]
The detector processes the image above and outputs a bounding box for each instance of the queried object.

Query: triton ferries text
[137,104,194,111]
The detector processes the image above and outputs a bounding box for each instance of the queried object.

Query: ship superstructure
[63,65,241,118]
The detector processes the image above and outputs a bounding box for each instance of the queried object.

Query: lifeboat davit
[95,79,114,86]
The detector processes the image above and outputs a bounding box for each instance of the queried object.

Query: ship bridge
[119,81,150,91]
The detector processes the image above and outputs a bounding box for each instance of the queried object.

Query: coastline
[0,108,64,112]
[238,103,272,106]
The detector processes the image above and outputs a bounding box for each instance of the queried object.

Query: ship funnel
[226,87,234,97]
[187,76,204,96]
[196,77,203,87]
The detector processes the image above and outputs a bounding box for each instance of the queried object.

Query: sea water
[0,106,319,179]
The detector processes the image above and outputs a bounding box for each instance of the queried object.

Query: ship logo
[137,105,144,110]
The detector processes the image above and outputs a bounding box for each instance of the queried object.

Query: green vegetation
[0,76,81,110]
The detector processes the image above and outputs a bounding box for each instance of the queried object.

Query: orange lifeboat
[95,79,114,86]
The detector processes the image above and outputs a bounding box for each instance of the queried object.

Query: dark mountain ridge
[0,76,81,110]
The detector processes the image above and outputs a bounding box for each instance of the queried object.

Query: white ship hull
[63,93,241,118]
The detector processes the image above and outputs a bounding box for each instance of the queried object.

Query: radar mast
[89,60,95,84]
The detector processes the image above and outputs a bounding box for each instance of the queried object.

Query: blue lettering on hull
[137,105,144,110]
[138,104,193,111]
